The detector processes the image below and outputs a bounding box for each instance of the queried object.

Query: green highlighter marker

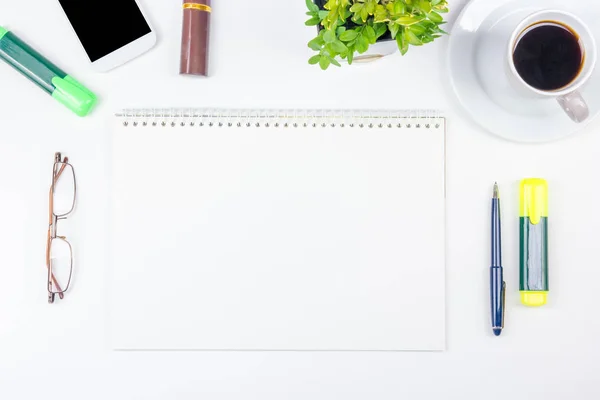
[0,27,96,116]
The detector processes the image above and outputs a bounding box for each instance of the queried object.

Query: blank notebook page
[110,111,446,351]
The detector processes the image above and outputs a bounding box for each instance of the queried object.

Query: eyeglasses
[46,152,76,304]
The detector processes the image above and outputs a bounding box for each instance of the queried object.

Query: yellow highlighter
[519,178,549,307]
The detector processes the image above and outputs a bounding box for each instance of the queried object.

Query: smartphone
[57,0,156,72]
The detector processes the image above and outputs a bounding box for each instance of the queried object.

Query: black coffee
[513,23,583,91]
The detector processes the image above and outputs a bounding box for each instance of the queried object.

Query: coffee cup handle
[557,91,589,123]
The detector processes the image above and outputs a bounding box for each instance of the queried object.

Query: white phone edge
[91,31,157,72]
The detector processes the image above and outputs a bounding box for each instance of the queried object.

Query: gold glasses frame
[46,152,76,304]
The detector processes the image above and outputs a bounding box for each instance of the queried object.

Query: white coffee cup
[507,10,597,123]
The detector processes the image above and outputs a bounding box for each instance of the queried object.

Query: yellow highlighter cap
[521,291,548,307]
[520,178,548,225]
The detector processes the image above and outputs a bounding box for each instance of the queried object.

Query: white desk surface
[1,0,599,399]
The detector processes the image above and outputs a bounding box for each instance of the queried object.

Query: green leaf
[339,29,359,41]
[347,48,354,64]
[306,0,319,12]
[409,23,426,35]
[389,22,400,39]
[330,40,348,54]
[431,0,442,5]
[421,19,435,28]
[374,5,389,22]
[349,3,363,12]
[421,34,433,43]
[374,23,387,38]
[356,34,369,53]
[360,7,369,21]
[319,10,330,19]
[308,37,324,50]
[319,55,331,70]
[427,11,443,23]
[397,30,409,55]
[396,16,423,26]
[404,28,423,45]
[393,1,406,15]
[322,1,349,30]
[418,0,432,13]
[323,30,336,43]
[365,0,376,14]
[308,55,321,65]
[305,17,321,26]
[364,26,376,44]
[330,57,341,67]
[337,26,346,35]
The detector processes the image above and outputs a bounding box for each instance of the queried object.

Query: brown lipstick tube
[180,0,211,76]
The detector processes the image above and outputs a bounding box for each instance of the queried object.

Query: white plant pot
[349,39,398,63]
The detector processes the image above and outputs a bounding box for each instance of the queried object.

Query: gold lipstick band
[183,3,212,12]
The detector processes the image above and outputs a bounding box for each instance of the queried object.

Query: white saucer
[448,0,600,142]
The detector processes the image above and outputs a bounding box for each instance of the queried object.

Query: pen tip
[493,183,499,199]
[493,328,502,336]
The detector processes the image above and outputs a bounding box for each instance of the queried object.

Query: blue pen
[491,183,506,336]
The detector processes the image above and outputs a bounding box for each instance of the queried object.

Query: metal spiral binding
[118,109,442,129]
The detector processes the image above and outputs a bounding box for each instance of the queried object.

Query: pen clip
[501,281,506,329]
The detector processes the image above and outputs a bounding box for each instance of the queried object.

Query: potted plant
[306,0,449,69]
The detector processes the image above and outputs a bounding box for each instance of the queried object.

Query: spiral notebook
[111,109,446,351]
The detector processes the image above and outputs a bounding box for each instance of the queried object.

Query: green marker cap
[51,75,97,117]
[0,27,97,116]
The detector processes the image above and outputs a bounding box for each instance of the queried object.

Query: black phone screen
[57,0,152,62]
